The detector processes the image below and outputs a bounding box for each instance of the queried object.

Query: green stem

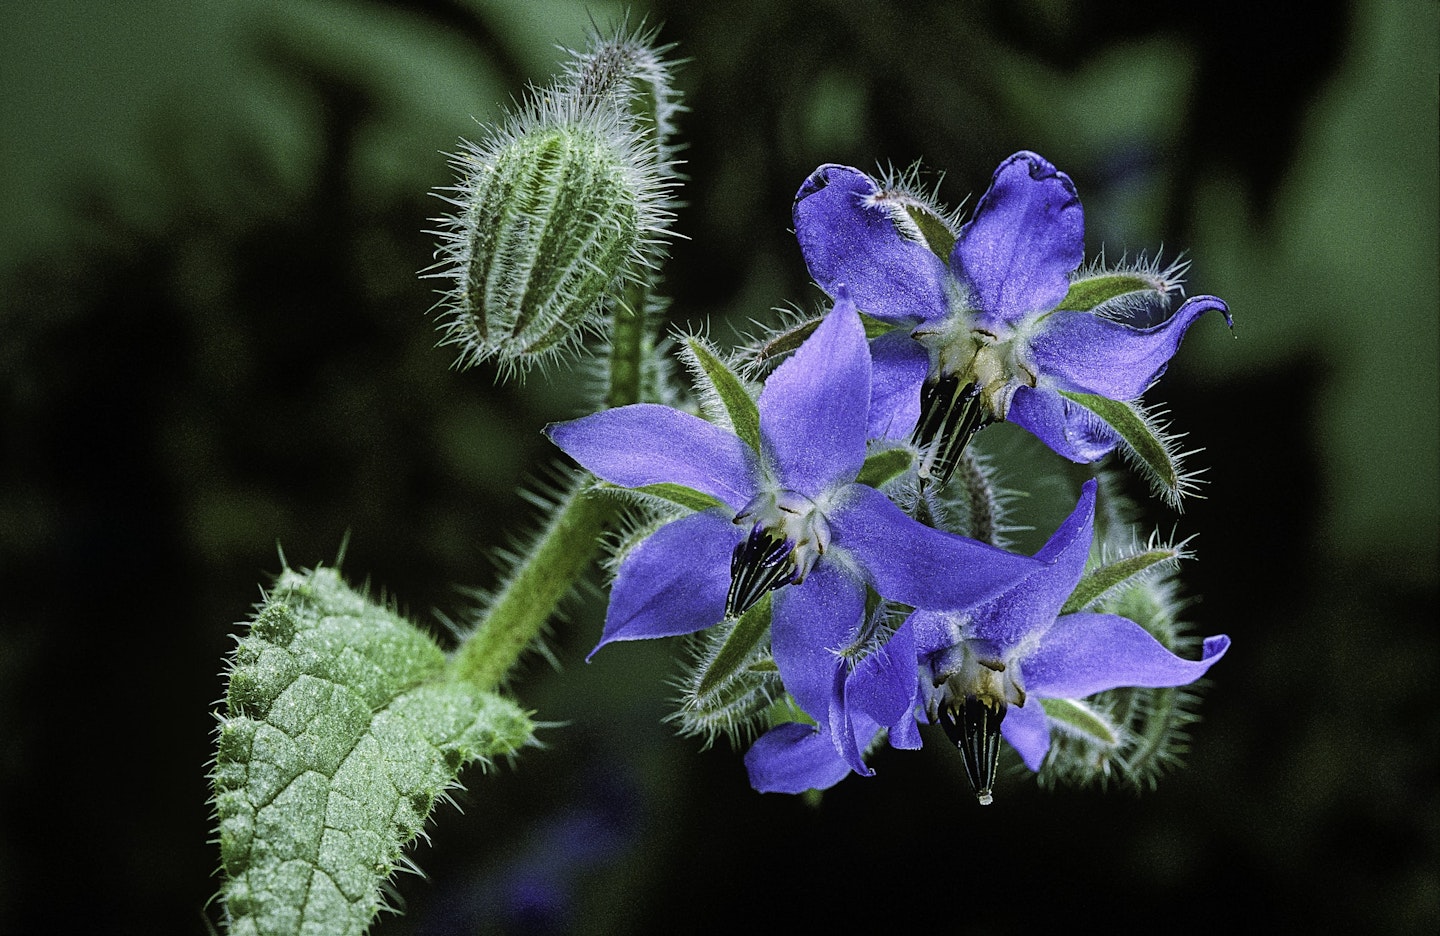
[451,483,619,691]
[452,290,649,691]
[607,286,647,408]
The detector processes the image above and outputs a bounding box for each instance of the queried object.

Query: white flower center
[725,490,832,617]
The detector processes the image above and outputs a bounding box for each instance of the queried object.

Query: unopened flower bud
[429,28,678,376]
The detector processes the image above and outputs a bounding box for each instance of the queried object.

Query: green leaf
[683,336,762,451]
[213,567,534,936]
[1054,272,1164,312]
[1058,391,1193,508]
[855,446,915,488]
[1061,547,1183,615]
[1039,697,1122,748]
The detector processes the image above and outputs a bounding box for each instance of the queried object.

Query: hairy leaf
[213,567,534,936]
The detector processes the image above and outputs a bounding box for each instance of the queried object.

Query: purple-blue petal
[546,405,759,511]
[866,329,929,440]
[836,619,922,769]
[1027,296,1231,400]
[744,722,855,794]
[1000,700,1052,772]
[1006,386,1119,463]
[829,483,1039,610]
[968,479,1097,652]
[771,560,867,725]
[1021,614,1230,699]
[758,294,870,496]
[591,511,738,655]
[951,151,1084,328]
[793,164,951,324]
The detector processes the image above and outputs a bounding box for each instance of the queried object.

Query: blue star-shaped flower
[545,295,1039,756]
[746,479,1230,798]
[793,152,1232,483]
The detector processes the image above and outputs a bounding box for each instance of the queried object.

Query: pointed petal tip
[1178,294,1234,329]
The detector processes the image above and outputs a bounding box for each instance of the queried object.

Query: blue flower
[746,480,1230,798]
[545,295,1039,771]
[793,152,1232,482]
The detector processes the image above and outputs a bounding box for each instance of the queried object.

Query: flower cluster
[546,152,1231,801]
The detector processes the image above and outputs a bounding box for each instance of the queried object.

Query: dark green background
[1,1,1435,933]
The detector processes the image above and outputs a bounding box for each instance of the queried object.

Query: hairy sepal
[213,567,533,936]
[1059,391,1199,509]
[679,334,762,452]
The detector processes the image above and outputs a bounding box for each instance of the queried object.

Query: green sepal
[1054,272,1165,312]
[695,593,772,699]
[905,202,956,260]
[1061,547,1182,615]
[1039,697,1122,748]
[213,567,534,936]
[856,446,915,489]
[751,312,894,363]
[683,335,762,452]
[1058,391,1192,508]
[625,481,726,512]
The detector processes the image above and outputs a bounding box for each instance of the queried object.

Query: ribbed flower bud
[429,26,678,376]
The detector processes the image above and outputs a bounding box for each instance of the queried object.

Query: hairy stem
[452,293,647,691]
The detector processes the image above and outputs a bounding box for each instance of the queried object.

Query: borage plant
[209,22,1234,935]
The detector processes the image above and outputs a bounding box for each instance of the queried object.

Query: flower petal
[771,560,867,725]
[758,295,870,496]
[866,329,929,440]
[1021,614,1230,699]
[793,164,950,324]
[1027,296,1232,400]
[591,511,738,655]
[1006,385,1119,463]
[546,405,759,511]
[845,619,922,748]
[967,479,1097,652]
[951,151,1083,328]
[829,483,1039,610]
[1000,700,1052,772]
[744,722,854,793]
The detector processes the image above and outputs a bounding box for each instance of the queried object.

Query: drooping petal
[744,722,854,794]
[592,510,739,654]
[1000,700,1052,772]
[771,560,867,726]
[758,294,870,497]
[1026,296,1232,400]
[793,164,951,324]
[546,405,759,511]
[829,483,1039,611]
[1006,385,1119,463]
[1021,614,1230,699]
[967,479,1098,651]
[950,151,1084,328]
[844,618,923,756]
[866,329,929,440]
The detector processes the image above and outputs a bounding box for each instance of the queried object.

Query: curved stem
[451,292,648,691]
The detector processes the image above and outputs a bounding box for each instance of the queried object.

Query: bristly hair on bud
[426,22,682,379]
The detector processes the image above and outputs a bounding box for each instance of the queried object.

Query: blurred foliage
[0,1,1434,934]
